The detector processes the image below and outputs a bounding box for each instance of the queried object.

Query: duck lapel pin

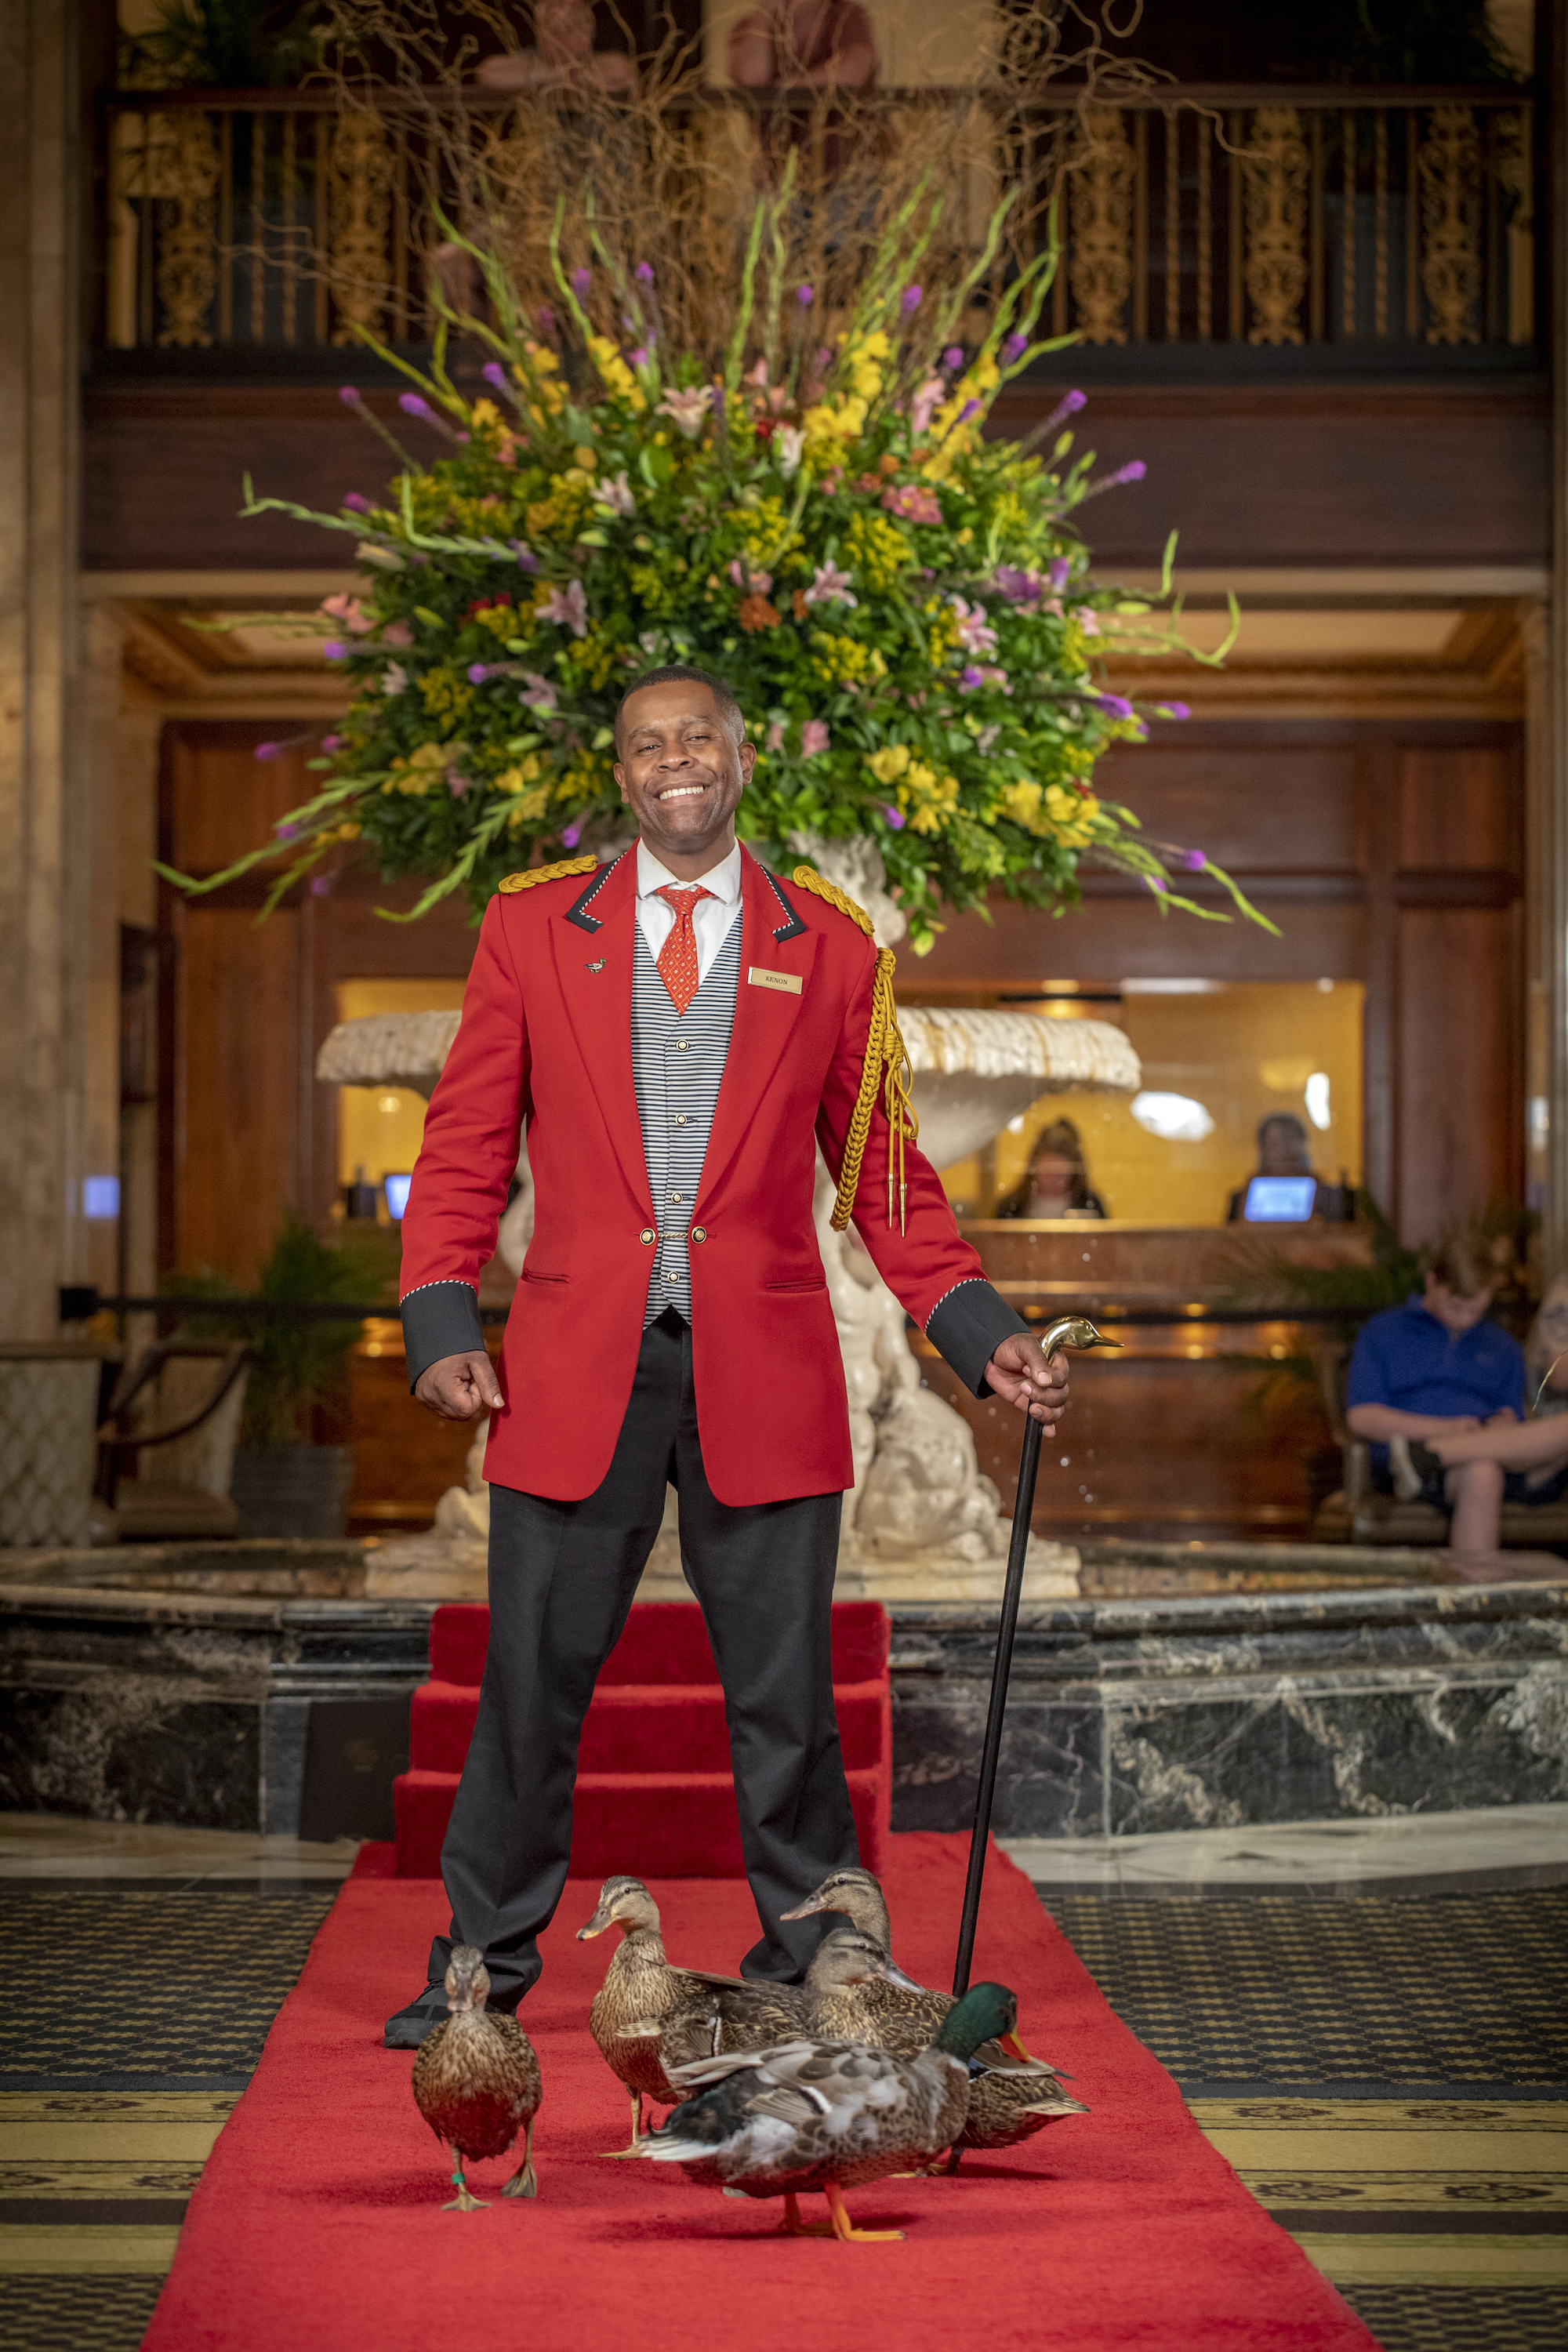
[584,958,607,974]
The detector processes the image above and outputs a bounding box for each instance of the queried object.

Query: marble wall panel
[0,1684,262,1830]
[891,1686,1104,1838]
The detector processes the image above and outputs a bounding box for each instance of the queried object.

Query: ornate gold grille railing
[97,85,1537,361]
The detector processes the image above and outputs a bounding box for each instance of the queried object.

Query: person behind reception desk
[1344,1232,1568,1552]
[996,1118,1106,1221]
[1226,1112,1329,1223]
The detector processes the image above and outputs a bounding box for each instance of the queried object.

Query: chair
[96,1341,252,1541]
[1310,1340,1568,1548]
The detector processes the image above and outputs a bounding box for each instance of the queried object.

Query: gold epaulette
[497,856,598,895]
[792,865,920,1235]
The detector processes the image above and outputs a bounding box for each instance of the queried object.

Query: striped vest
[631,915,742,1323]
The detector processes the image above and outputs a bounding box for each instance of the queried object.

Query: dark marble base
[0,1570,432,1838]
[889,1580,1568,1838]
[4,1548,1566,1845]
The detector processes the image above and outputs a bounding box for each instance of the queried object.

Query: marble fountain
[313,841,1142,1610]
[5,848,1562,1845]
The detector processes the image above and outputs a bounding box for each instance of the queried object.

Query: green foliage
[165,183,1272,952]
[163,1210,394,1446]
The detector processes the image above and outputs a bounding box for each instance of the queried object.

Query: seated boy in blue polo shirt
[1347,1235,1568,1552]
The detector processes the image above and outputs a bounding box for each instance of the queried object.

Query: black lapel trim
[761,866,807,942]
[564,854,622,934]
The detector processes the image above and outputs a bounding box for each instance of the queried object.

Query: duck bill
[1004,2029,1036,2063]
[777,1894,825,1922]
[576,1906,614,1941]
[877,1961,927,1992]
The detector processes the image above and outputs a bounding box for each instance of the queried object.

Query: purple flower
[1184,849,1207,872]
[510,540,539,572]
[256,742,282,762]
[960,666,985,690]
[321,734,343,753]
[1040,390,1088,439]
[536,305,556,333]
[467,662,492,684]
[338,386,360,405]
[634,261,655,287]
[310,874,333,898]
[561,822,583,849]
[1001,330,1029,363]
[571,267,592,298]
[1092,691,1135,720]
[883,804,905,829]
[1048,557,1071,590]
[993,565,1044,611]
[1091,459,1146,492]
[398,392,440,426]
[274,821,299,838]
[342,492,372,514]
[481,361,510,392]
[796,283,815,307]
[1146,875,1168,895]
[942,346,964,371]
[900,284,923,316]
[1161,702,1191,722]
[628,345,649,366]
[321,640,348,661]
[956,398,981,426]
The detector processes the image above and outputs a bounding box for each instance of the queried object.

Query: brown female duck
[782,1865,1087,2166]
[409,1945,542,2210]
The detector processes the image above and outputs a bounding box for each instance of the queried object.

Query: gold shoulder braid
[792,866,920,1234]
[497,855,598,895]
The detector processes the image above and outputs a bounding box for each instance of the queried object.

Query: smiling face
[614,681,755,878]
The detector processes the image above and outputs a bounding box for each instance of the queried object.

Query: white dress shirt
[634,840,742,982]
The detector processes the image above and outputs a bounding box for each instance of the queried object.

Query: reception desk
[915,1220,1375,1544]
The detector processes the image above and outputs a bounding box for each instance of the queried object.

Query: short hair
[1259,1112,1308,1145]
[1425,1229,1495,1298]
[615,662,745,749]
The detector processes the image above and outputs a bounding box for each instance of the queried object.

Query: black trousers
[425,1308,858,2005]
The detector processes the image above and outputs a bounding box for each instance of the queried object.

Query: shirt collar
[636,839,742,906]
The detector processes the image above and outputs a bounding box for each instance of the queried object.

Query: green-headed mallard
[578,1875,764,2154]
[409,1945,542,2210]
[632,1980,1022,2241]
[782,1866,1087,2166]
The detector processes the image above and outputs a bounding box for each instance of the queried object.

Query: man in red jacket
[384,664,1069,2048]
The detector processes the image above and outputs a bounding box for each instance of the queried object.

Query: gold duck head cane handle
[1037,1315,1122,1359]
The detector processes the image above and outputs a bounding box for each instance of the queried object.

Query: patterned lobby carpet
[1047,1889,1568,2352]
[0,1885,336,2352]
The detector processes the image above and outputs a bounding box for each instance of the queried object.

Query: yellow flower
[807,631,886,688]
[866,743,912,783]
[1044,783,1101,848]
[1000,779,1045,832]
[898,764,960,835]
[495,754,543,795]
[586,336,645,412]
[383,739,458,797]
[504,784,552,827]
[418,666,475,722]
[844,510,911,593]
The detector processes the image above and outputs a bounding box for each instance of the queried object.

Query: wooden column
[1548,10,1568,1270]
[0,1,86,1337]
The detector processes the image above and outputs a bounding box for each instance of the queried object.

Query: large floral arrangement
[174,186,1263,952]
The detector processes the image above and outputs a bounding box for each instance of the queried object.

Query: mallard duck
[782,1866,1087,2166]
[578,1875,766,2154]
[409,1945,542,2211]
[632,1980,1022,2242]
[659,1925,905,2072]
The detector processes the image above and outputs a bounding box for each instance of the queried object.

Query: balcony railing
[96,85,1539,366]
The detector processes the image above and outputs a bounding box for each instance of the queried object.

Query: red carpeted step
[427,1597,889,1690]
[394,1762,890,1882]
[409,1675,889,1777]
[397,1598,892,1879]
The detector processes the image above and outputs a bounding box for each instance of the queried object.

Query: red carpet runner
[394,1600,892,1877]
[142,1837,1377,2352]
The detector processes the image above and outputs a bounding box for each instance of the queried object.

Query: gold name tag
[749,967,802,996]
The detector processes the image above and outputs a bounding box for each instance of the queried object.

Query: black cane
[952,1319,1115,1998]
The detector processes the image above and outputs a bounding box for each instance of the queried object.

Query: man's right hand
[413,1351,503,1421]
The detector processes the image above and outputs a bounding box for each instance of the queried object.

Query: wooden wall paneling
[176,903,301,1282]
[165,722,321,873]
[1396,902,1523,1243]
[1094,728,1363,873]
[1359,736,1399,1218]
[1396,744,1523,873]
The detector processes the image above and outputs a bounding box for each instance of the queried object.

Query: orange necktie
[653,884,714,1015]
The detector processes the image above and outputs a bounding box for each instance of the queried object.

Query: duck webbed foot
[500,2122,539,2198]
[779,2190,832,2236]
[824,2183,903,2243]
[441,2161,488,2212]
[600,2085,648,2157]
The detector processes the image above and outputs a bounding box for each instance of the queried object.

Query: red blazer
[397,847,1020,1505]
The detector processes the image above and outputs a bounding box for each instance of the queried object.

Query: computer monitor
[1243,1174,1316,1223]
[383,1172,413,1221]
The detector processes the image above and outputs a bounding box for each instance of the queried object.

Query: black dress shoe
[383,1984,450,2049]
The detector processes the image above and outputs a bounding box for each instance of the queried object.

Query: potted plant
[168,1210,393,1540]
